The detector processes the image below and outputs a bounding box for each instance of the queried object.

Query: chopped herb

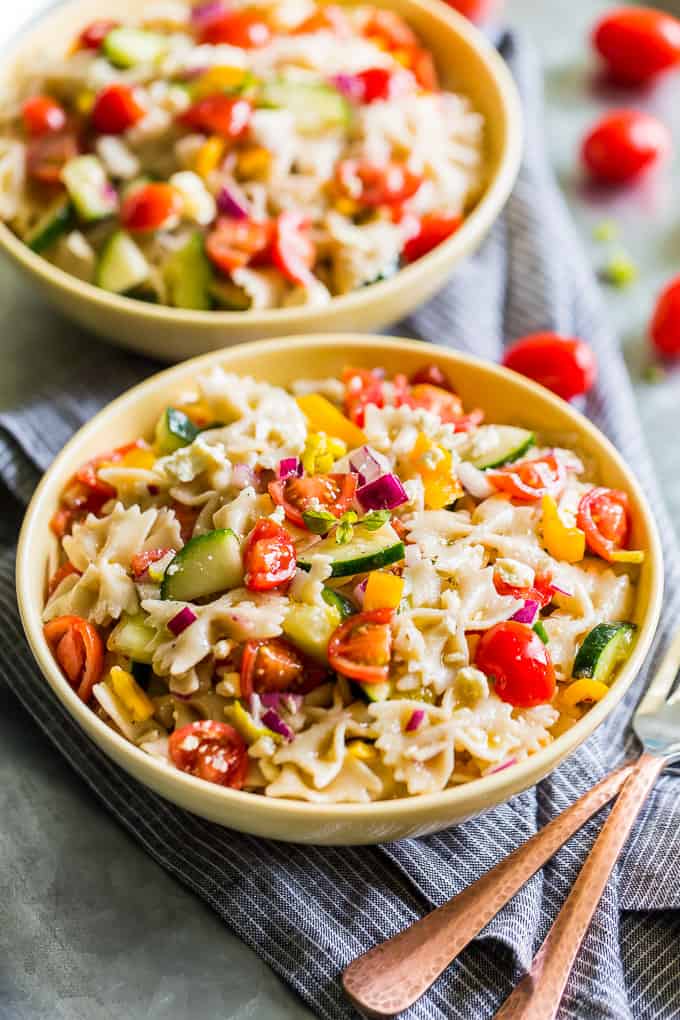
[643,362,666,384]
[592,219,618,242]
[302,509,336,535]
[533,621,550,645]
[362,509,391,531]
[335,510,358,545]
[601,250,637,289]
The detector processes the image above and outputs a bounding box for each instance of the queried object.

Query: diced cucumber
[62,155,118,223]
[321,587,355,620]
[96,230,150,293]
[259,79,351,133]
[24,196,73,253]
[467,426,535,470]
[572,622,636,684]
[154,407,201,454]
[353,680,392,703]
[161,528,243,601]
[102,27,167,68]
[298,523,404,578]
[282,602,341,663]
[163,232,212,310]
[225,700,279,743]
[107,612,160,664]
[209,278,251,311]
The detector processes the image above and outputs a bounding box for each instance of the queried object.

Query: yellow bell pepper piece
[109,666,155,723]
[175,399,214,427]
[347,740,378,762]
[409,432,462,510]
[236,146,272,180]
[364,572,405,611]
[296,394,367,448]
[610,549,645,564]
[75,90,95,115]
[192,66,247,100]
[194,136,226,179]
[120,447,157,470]
[542,495,586,563]
[334,196,360,217]
[301,431,347,475]
[561,678,609,708]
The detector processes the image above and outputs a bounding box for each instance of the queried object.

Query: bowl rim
[0,0,522,328]
[16,335,664,823]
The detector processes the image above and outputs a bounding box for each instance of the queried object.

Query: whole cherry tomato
[475,621,556,708]
[577,487,631,561]
[199,10,272,47]
[268,473,357,529]
[403,214,462,263]
[78,19,120,50]
[22,95,67,137]
[502,333,597,401]
[581,109,670,185]
[650,274,680,358]
[336,160,422,207]
[206,217,271,274]
[240,638,325,696]
[493,570,554,608]
[169,721,248,788]
[121,183,182,232]
[43,615,104,703]
[445,0,498,22]
[26,132,79,183]
[327,608,394,684]
[179,95,252,138]
[91,84,146,135]
[409,364,454,390]
[271,211,316,285]
[592,7,680,85]
[487,453,567,502]
[244,518,296,591]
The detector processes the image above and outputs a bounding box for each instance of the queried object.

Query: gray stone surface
[2,2,680,1018]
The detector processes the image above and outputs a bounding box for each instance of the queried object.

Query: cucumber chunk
[321,587,355,620]
[467,426,535,470]
[209,278,252,311]
[297,523,404,578]
[96,230,150,293]
[259,79,351,133]
[161,529,243,601]
[282,602,341,663]
[163,232,212,310]
[62,155,118,223]
[572,622,636,683]
[353,680,392,703]
[154,407,201,454]
[107,612,160,664]
[103,27,167,68]
[24,196,73,253]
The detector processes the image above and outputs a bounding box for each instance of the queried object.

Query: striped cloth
[1,31,680,1020]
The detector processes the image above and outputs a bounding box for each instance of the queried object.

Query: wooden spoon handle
[493,751,665,1020]
[342,762,635,1019]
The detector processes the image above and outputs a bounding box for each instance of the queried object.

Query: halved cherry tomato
[409,383,464,421]
[475,621,555,708]
[22,96,67,138]
[409,47,439,90]
[592,7,680,85]
[493,570,554,608]
[450,409,485,433]
[169,720,248,788]
[347,67,415,104]
[363,9,417,49]
[502,333,597,401]
[403,214,462,263]
[26,132,79,184]
[336,160,422,208]
[62,440,147,516]
[294,5,352,36]
[577,487,630,561]
[206,217,271,274]
[91,84,146,135]
[271,211,315,285]
[47,561,80,599]
[130,548,173,579]
[78,19,120,50]
[343,366,386,426]
[409,364,453,390]
[268,473,357,528]
[199,10,272,47]
[650,274,680,358]
[179,95,252,138]
[240,637,325,696]
[581,110,670,186]
[328,608,394,684]
[170,500,200,544]
[244,518,296,591]
[50,507,81,539]
[488,453,567,502]
[43,615,104,703]
[121,182,182,232]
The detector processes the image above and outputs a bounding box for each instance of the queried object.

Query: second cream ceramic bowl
[0,0,521,361]
[16,336,662,845]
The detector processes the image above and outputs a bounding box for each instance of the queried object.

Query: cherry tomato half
[271,211,316,285]
[475,621,555,708]
[22,95,67,138]
[592,7,680,85]
[581,109,670,186]
[347,67,415,104]
[650,274,680,358]
[402,213,462,263]
[91,84,146,135]
[26,132,79,184]
[179,95,252,138]
[47,561,80,599]
[268,473,357,529]
[130,548,173,579]
[409,364,454,391]
[199,10,272,47]
[169,720,248,788]
[409,383,464,422]
[43,615,104,703]
[577,487,630,561]
[206,217,271,274]
[78,19,120,50]
[487,453,567,502]
[502,332,597,401]
[343,366,386,426]
[493,570,554,609]
[244,518,296,591]
[294,5,352,36]
[240,637,325,696]
[121,183,182,232]
[337,160,422,208]
[409,47,439,90]
[328,608,394,684]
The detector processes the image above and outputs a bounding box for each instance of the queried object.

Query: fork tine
[636,627,680,716]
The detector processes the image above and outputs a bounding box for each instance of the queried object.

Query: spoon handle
[342,762,635,1019]
[493,751,664,1020]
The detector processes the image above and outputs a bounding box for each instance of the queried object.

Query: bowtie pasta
[43,362,643,801]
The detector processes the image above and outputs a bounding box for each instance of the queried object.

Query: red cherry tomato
[26,132,79,183]
[327,608,394,684]
[343,366,386,426]
[130,548,173,579]
[362,9,417,48]
[577,487,631,561]
[46,561,80,599]
[409,364,454,390]
[43,615,104,703]
[488,453,567,502]
[92,84,146,135]
[271,211,316,285]
[347,67,415,104]
[502,333,597,401]
[268,473,357,529]
[493,570,554,608]
[592,7,680,85]
[581,109,670,185]
[199,10,272,47]
[445,0,498,21]
[64,440,147,514]
[79,19,120,50]
[294,5,352,36]
[244,518,296,591]
[50,507,82,538]
[22,95,67,138]
[650,274,680,358]
[475,621,555,708]
[120,183,182,232]
[169,720,248,788]
[403,214,462,263]
[205,217,271,274]
[409,383,464,421]
[179,95,252,138]
[409,47,439,90]
[336,160,422,208]
[240,638,325,696]
[170,500,200,544]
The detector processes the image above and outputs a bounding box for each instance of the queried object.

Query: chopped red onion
[258,692,303,713]
[261,708,294,742]
[405,708,425,732]
[168,606,197,636]
[353,577,368,607]
[348,445,391,486]
[190,0,228,27]
[147,484,160,496]
[330,73,364,102]
[216,187,249,220]
[278,457,302,480]
[356,473,408,511]
[489,757,517,774]
[510,600,539,625]
[457,461,495,500]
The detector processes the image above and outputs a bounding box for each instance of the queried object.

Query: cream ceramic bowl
[17,337,663,844]
[0,0,521,362]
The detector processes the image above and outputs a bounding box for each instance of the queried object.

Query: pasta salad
[0,1,484,310]
[43,362,644,802]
